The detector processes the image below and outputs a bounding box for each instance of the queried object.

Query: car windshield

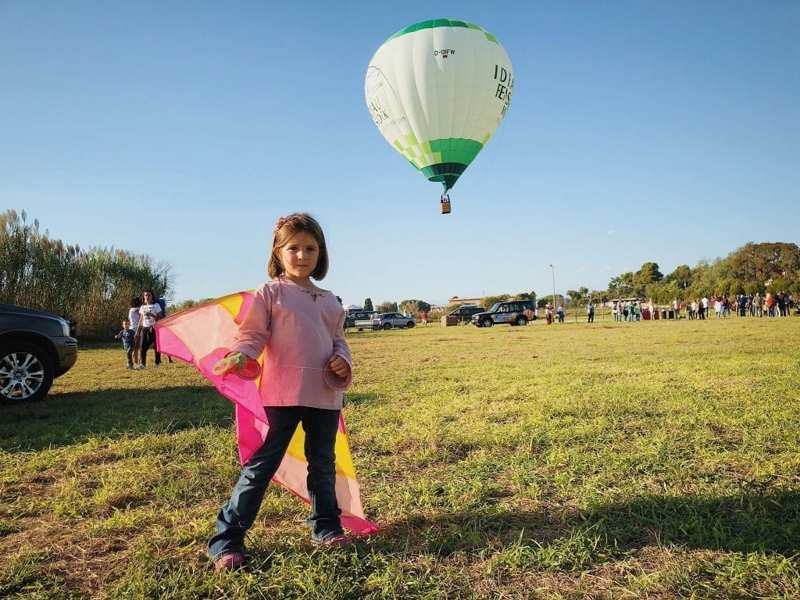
[489,303,501,312]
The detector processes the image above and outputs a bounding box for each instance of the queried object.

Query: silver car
[372,312,415,330]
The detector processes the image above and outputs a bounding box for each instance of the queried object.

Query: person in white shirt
[138,289,163,368]
[128,297,143,367]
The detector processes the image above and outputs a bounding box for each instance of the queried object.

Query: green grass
[2,317,799,598]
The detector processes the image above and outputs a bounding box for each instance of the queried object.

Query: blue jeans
[208,406,342,559]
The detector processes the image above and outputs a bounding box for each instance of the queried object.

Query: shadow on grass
[584,490,800,555]
[375,509,568,556]
[0,385,232,453]
[375,490,800,560]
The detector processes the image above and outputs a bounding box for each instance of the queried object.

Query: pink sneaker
[213,552,245,571]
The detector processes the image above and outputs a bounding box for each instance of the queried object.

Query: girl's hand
[328,355,350,379]
[213,352,246,376]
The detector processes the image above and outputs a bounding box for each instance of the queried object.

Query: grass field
[2,317,800,599]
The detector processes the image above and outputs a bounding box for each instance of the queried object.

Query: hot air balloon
[365,19,513,214]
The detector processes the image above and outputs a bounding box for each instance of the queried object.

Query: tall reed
[0,210,171,339]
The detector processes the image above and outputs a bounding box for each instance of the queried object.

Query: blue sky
[2,1,798,306]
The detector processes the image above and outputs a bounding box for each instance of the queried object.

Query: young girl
[208,213,353,570]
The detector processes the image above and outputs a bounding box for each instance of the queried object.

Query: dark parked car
[0,304,78,402]
[345,310,376,329]
[471,300,535,327]
[447,304,485,323]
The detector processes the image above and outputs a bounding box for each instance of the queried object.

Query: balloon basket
[440,194,451,215]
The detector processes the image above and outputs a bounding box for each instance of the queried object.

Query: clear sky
[2,1,798,307]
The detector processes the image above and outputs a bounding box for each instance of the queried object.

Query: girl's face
[279,231,319,281]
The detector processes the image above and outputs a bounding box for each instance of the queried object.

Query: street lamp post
[549,264,556,310]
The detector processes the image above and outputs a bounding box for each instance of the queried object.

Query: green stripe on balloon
[422,163,467,191]
[392,136,483,171]
[387,19,498,44]
[429,138,483,166]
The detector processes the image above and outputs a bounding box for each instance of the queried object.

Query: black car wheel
[405,321,415,328]
[481,318,493,328]
[382,323,392,330]
[0,341,54,402]
[516,316,528,326]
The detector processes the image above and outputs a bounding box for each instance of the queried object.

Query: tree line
[360,242,799,315]
[1,210,171,339]
[604,243,800,303]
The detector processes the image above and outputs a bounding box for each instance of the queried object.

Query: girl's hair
[130,297,142,308]
[268,213,329,280]
[142,289,154,298]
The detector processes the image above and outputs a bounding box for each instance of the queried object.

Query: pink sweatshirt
[232,278,353,410]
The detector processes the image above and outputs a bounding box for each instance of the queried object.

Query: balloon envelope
[365,19,513,193]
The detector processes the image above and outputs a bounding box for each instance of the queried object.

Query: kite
[365,19,514,214]
[154,291,378,536]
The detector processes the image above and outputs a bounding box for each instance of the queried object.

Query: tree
[0,210,171,339]
[766,276,794,295]
[564,287,589,305]
[399,299,418,315]
[666,265,692,290]
[538,294,564,308]
[363,298,373,312]
[514,290,536,304]
[722,242,800,284]
[169,299,197,312]
[603,243,799,302]
[482,294,510,309]
[399,299,432,316]
[376,301,398,313]
[634,262,663,291]
[608,272,635,297]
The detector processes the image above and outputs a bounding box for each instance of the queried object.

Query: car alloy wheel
[0,351,46,401]
[482,319,493,327]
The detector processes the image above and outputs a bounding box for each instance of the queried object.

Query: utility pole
[549,264,556,309]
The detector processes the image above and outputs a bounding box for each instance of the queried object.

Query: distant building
[448,295,484,306]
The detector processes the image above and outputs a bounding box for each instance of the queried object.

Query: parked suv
[0,304,78,402]
[447,304,485,324]
[372,312,415,330]
[471,300,535,327]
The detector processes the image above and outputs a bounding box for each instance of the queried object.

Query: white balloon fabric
[365,19,513,197]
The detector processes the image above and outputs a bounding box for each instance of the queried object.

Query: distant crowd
[611,292,795,322]
[113,288,172,369]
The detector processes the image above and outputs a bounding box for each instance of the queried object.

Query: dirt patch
[71,449,123,467]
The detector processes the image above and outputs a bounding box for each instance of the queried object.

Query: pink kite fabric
[154,291,378,536]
